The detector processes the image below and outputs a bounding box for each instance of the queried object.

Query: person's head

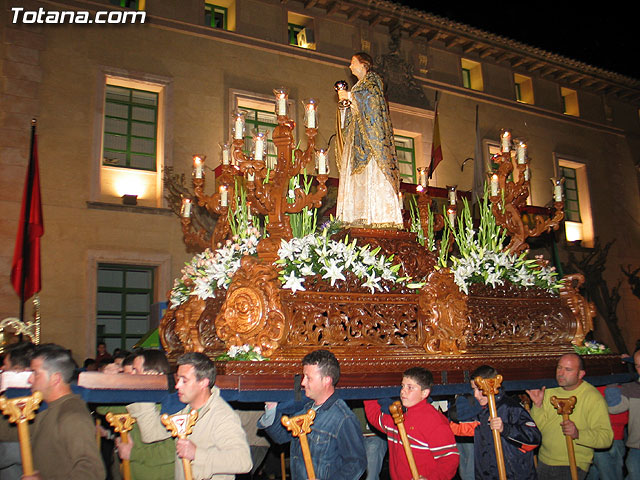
[2,342,35,372]
[29,344,76,401]
[121,353,136,374]
[113,350,129,368]
[97,342,107,355]
[556,353,585,391]
[349,52,372,79]
[83,358,97,371]
[470,365,499,406]
[301,349,340,405]
[175,352,216,409]
[401,367,433,408]
[132,350,170,375]
[633,350,640,376]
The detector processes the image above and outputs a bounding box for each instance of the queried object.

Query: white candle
[277,97,287,116]
[524,167,530,181]
[501,130,511,153]
[254,136,264,161]
[222,146,230,165]
[447,186,457,206]
[247,172,255,182]
[305,102,317,128]
[220,186,228,207]
[316,149,327,175]
[193,156,203,179]
[418,168,427,188]
[234,116,244,140]
[516,141,527,164]
[554,184,563,202]
[491,174,499,196]
[447,208,456,227]
[181,198,191,218]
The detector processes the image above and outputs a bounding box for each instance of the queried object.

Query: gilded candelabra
[488,130,564,254]
[232,91,329,262]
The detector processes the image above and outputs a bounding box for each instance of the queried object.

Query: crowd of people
[0,341,638,480]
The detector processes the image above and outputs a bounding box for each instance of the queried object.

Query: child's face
[400,376,429,408]
[471,380,489,406]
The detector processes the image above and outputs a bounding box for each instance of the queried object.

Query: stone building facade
[1,0,639,359]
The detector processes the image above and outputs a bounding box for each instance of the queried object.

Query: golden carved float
[160,99,604,383]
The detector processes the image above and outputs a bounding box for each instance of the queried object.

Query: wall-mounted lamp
[122,194,138,206]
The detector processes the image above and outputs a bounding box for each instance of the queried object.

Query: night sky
[394,3,639,81]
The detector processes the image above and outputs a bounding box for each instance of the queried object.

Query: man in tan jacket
[128,352,252,480]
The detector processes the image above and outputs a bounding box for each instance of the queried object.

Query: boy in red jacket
[364,367,459,480]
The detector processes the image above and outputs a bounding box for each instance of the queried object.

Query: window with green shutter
[103,85,158,171]
[205,3,228,29]
[395,135,416,184]
[560,166,581,222]
[96,264,154,352]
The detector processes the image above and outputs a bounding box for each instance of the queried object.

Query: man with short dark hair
[365,366,459,480]
[0,343,106,480]
[526,353,613,479]
[259,349,367,480]
[128,352,252,480]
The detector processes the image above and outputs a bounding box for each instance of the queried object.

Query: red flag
[428,106,443,179]
[11,126,44,301]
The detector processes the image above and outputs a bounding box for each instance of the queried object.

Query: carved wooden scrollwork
[160,295,206,354]
[215,256,286,356]
[559,273,595,346]
[419,269,469,354]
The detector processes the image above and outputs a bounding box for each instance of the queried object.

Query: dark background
[393,3,639,81]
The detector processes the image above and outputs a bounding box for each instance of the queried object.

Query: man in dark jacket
[451,365,541,480]
[259,349,366,480]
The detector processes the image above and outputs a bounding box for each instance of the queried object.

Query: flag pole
[18,119,38,323]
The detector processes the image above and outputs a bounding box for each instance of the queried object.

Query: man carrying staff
[259,349,366,480]
[526,353,613,479]
[128,352,252,480]
[0,343,106,480]
[364,367,459,480]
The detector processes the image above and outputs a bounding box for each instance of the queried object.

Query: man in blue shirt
[259,349,366,480]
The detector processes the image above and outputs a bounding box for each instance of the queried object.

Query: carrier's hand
[489,416,504,432]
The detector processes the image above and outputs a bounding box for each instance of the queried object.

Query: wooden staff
[389,401,420,480]
[0,392,43,475]
[550,395,578,480]
[105,412,137,480]
[281,409,316,480]
[161,409,198,480]
[474,376,507,480]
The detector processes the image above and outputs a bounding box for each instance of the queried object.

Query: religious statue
[335,52,403,229]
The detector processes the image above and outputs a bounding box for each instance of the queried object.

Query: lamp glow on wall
[565,221,583,242]
[113,170,149,204]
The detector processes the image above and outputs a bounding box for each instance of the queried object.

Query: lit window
[395,135,416,183]
[205,3,227,29]
[96,264,154,352]
[561,87,579,116]
[233,93,283,167]
[103,85,158,171]
[514,74,534,104]
[288,12,315,50]
[556,157,593,246]
[461,59,483,91]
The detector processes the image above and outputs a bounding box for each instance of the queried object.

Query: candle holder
[303,99,318,129]
[334,80,351,108]
[488,135,564,254]
[274,88,289,117]
[232,91,329,262]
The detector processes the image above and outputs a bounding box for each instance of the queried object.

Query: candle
[554,184,563,202]
[233,112,245,140]
[305,99,317,129]
[417,167,428,188]
[447,185,457,206]
[221,144,230,166]
[254,133,265,161]
[247,172,255,182]
[491,174,499,196]
[524,167,530,181]
[316,149,327,175]
[516,140,527,164]
[274,88,288,116]
[220,186,228,207]
[447,207,456,227]
[501,129,512,153]
[398,191,403,205]
[181,198,192,218]
[193,155,204,179]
